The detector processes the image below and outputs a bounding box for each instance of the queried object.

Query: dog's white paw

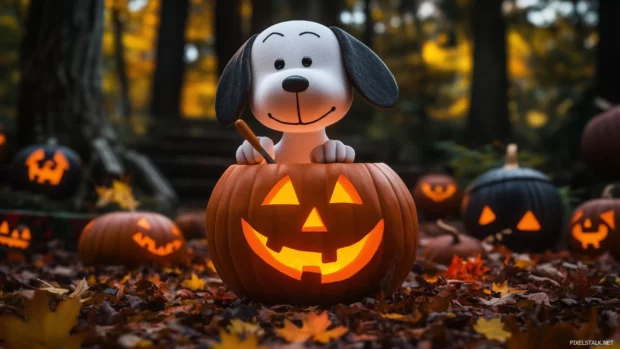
[236,137,275,165]
[310,140,355,164]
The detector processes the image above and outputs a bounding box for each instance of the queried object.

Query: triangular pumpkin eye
[600,210,615,229]
[517,211,541,231]
[478,206,496,225]
[263,176,299,205]
[329,175,363,204]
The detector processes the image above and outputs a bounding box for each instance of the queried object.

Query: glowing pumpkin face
[78,212,188,266]
[9,144,82,199]
[206,163,419,304]
[0,221,31,250]
[412,174,461,219]
[567,188,620,257]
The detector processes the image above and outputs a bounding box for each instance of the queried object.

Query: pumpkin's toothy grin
[571,224,609,249]
[241,218,384,283]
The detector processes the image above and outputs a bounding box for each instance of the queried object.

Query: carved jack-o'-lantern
[568,185,620,257]
[463,144,564,252]
[78,212,188,266]
[9,144,82,199]
[412,174,461,219]
[0,221,31,250]
[206,163,419,304]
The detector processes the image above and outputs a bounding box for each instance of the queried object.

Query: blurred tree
[251,0,272,33]
[467,0,511,146]
[17,0,111,152]
[215,0,243,76]
[595,0,620,105]
[111,0,131,119]
[363,0,373,47]
[151,0,190,119]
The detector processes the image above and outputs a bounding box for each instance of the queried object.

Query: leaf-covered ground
[1,233,619,348]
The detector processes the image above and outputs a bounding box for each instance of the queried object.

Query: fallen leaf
[214,331,266,349]
[39,287,70,296]
[227,319,264,337]
[117,333,153,348]
[68,278,89,299]
[181,273,206,291]
[473,317,512,343]
[484,281,527,297]
[96,180,140,211]
[445,254,489,282]
[0,290,84,349]
[477,293,518,306]
[522,292,551,306]
[276,312,348,343]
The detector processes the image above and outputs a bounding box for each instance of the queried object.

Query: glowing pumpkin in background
[0,221,31,250]
[78,212,188,266]
[0,122,6,161]
[581,106,620,176]
[206,163,418,304]
[462,144,564,252]
[568,185,620,257]
[412,174,461,219]
[9,144,82,199]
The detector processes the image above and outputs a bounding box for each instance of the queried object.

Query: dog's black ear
[330,27,398,109]
[215,35,258,126]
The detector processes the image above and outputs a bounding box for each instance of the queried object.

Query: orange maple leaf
[445,254,490,282]
[276,312,348,344]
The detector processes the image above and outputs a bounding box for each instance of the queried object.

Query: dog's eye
[274,58,285,70]
[302,56,312,67]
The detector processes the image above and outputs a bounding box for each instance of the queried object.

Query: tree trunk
[251,0,273,34]
[216,0,244,76]
[363,0,373,47]
[112,5,131,119]
[151,0,190,119]
[466,0,511,146]
[595,0,620,105]
[17,0,106,154]
[319,0,341,28]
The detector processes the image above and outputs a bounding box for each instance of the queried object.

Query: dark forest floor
[0,234,619,349]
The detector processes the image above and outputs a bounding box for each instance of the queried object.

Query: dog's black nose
[282,75,309,93]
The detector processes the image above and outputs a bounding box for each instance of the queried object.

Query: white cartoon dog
[215,20,399,164]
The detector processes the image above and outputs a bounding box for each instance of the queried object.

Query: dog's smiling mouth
[268,93,336,125]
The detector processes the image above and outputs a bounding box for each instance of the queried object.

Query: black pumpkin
[462,144,564,252]
[9,144,82,199]
[581,106,620,176]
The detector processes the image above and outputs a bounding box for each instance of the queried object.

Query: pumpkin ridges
[373,163,418,289]
[214,166,252,297]
[206,166,235,280]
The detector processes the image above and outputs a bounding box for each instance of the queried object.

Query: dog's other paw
[310,140,355,164]
[236,137,275,164]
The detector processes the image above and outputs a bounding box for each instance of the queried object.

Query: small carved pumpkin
[412,174,461,219]
[206,163,419,304]
[0,221,31,250]
[421,220,483,265]
[581,106,620,176]
[463,144,564,252]
[9,144,82,199]
[568,185,620,257]
[78,212,188,266]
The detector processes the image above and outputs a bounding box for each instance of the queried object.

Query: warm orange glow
[0,221,31,250]
[171,225,182,236]
[420,183,457,202]
[0,133,5,146]
[137,217,152,230]
[571,210,584,223]
[329,175,363,204]
[517,211,541,231]
[262,176,299,205]
[241,218,384,283]
[132,232,183,256]
[25,149,69,186]
[478,206,496,225]
[572,224,608,249]
[302,208,327,232]
[584,219,592,229]
[600,210,615,229]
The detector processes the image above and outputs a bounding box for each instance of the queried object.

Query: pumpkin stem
[602,184,615,199]
[436,219,461,244]
[504,143,519,169]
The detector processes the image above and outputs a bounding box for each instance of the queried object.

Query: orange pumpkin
[206,163,418,304]
[568,185,620,257]
[78,212,188,266]
[412,174,461,219]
